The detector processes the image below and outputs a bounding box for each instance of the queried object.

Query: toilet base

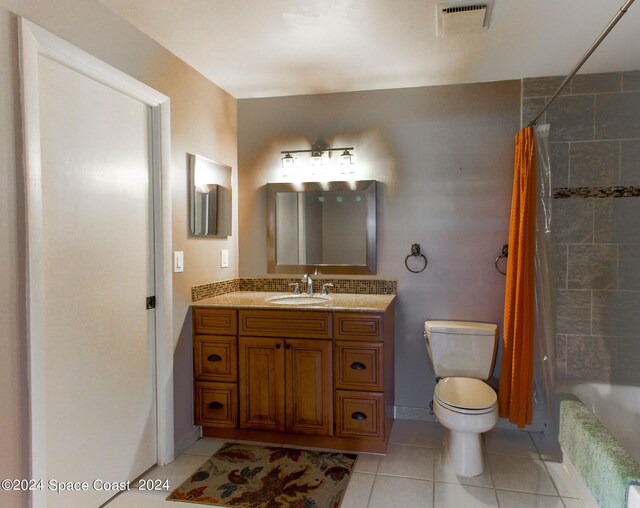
[446,429,485,477]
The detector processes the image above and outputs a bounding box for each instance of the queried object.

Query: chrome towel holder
[495,244,508,275]
[405,243,428,273]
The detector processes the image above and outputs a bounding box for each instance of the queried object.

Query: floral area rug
[167,442,357,508]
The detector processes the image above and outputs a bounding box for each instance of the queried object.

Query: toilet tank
[424,320,498,380]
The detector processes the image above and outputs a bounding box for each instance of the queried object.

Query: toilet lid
[435,377,497,410]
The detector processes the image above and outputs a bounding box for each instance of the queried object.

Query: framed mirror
[189,154,231,237]
[267,180,377,274]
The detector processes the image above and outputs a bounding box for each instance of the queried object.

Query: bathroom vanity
[191,292,395,453]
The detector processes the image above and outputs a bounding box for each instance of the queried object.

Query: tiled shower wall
[523,71,640,386]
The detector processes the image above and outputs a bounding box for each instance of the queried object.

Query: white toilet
[424,320,499,477]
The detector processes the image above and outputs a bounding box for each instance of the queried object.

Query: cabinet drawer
[335,341,383,391]
[193,308,237,335]
[335,390,384,439]
[334,313,383,341]
[195,381,238,428]
[239,310,332,339]
[194,335,237,382]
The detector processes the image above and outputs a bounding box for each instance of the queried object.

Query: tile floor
[105,420,586,507]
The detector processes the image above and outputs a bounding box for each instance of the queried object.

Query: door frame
[19,18,174,505]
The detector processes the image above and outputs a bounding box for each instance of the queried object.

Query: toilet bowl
[433,376,498,477]
[423,320,500,477]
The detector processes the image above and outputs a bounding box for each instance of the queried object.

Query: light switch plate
[174,251,184,273]
[220,249,229,268]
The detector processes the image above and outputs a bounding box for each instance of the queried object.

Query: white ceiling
[100,0,640,99]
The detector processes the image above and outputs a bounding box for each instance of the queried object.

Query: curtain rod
[528,0,635,127]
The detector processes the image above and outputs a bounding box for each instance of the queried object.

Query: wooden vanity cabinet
[238,337,285,432]
[237,336,333,436]
[333,312,391,441]
[193,308,238,429]
[193,304,394,453]
[284,338,333,436]
[238,309,333,436]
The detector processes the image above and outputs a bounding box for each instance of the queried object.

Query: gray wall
[0,2,237,503]
[238,81,521,413]
[523,71,640,387]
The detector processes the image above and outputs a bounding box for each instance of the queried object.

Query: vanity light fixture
[281,152,295,169]
[280,141,355,170]
[310,150,324,167]
[339,149,354,165]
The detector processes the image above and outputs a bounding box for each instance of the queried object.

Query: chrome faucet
[289,282,301,295]
[301,273,314,295]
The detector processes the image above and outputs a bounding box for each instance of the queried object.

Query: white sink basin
[267,294,331,305]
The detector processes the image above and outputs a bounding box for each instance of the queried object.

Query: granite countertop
[192,291,395,313]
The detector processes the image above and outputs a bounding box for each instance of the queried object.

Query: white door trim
[18,18,174,506]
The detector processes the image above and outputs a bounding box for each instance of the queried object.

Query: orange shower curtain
[499,126,536,428]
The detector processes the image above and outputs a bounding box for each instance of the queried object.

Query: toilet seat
[435,377,497,414]
[435,396,497,415]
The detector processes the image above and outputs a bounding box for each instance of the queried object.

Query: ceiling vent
[436,0,493,37]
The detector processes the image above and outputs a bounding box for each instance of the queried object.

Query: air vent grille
[442,4,487,14]
[436,0,493,37]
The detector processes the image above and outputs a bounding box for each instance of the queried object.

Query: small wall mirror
[189,154,231,237]
[267,180,377,274]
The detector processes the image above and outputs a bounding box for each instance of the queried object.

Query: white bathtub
[565,382,640,464]
[560,381,640,508]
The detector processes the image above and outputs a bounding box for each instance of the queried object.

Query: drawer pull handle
[208,401,223,410]
[350,362,366,371]
[351,411,368,421]
[207,354,222,362]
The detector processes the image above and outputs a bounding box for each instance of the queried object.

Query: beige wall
[0,2,237,504]
[238,82,520,413]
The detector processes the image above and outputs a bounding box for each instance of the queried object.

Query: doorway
[19,18,174,507]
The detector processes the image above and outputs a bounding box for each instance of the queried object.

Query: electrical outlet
[220,249,229,268]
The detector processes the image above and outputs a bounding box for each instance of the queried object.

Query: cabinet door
[285,338,333,436]
[239,337,285,432]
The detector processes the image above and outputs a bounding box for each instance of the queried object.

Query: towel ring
[405,243,428,273]
[495,244,508,275]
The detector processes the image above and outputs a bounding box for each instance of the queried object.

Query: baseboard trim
[394,405,546,433]
[174,425,202,457]
[394,405,437,422]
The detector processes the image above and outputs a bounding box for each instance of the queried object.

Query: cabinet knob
[286,343,291,350]
[276,343,281,349]
[207,354,222,362]
[350,362,366,371]
[351,411,368,421]
[208,401,223,410]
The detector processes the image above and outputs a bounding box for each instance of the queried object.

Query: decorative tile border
[554,186,640,199]
[192,277,397,302]
[191,278,240,302]
[239,278,397,295]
